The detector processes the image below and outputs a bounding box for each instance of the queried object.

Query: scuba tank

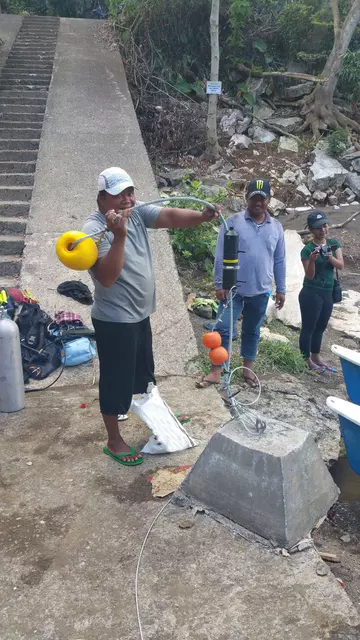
[0,308,25,413]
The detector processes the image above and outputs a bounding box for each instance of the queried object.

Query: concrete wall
[20,18,197,380]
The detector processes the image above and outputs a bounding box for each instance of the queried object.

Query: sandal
[103,445,144,467]
[195,375,219,389]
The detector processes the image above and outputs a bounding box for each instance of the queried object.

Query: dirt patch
[95,472,154,503]
[0,505,74,558]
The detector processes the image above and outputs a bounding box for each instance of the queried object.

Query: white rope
[70,196,228,248]
[135,500,172,640]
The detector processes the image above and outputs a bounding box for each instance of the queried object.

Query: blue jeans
[214,293,269,362]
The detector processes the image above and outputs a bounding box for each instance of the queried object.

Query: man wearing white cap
[83,167,219,467]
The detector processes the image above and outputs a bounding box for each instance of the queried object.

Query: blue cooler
[327,396,360,475]
[331,345,360,405]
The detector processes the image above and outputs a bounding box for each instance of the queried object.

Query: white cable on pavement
[135,499,172,640]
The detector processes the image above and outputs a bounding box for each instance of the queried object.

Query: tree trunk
[205,0,220,160]
[300,0,360,137]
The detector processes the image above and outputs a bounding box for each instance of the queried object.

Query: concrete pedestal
[181,417,339,548]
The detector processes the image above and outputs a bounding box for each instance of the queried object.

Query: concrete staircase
[0,15,59,288]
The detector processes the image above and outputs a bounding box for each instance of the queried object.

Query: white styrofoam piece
[326,396,360,427]
[331,344,360,367]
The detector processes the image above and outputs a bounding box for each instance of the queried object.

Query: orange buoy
[209,346,228,365]
[56,231,98,271]
[202,331,222,349]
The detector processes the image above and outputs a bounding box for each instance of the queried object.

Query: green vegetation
[255,339,307,376]
[4,0,360,117]
[1,0,94,16]
[197,322,306,383]
[169,178,229,276]
[326,128,349,157]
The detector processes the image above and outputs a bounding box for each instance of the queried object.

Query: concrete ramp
[19,18,197,378]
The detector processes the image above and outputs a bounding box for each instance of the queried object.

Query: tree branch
[332,0,341,37]
[235,63,325,83]
[296,210,360,236]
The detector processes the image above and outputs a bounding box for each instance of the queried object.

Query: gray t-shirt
[82,203,162,323]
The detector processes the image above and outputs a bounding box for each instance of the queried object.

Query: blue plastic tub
[331,345,360,406]
[327,396,360,476]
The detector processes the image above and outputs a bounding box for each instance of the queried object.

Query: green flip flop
[175,414,191,425]
[103,445,144,467]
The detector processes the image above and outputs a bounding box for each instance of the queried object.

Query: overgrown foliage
[106,0,360,115]
[169,178,229,276]
[338,49,360,102]
[1,0,95,16]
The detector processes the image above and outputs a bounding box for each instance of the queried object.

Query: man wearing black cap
[197,178,286,388]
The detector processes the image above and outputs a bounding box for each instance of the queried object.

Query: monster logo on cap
[247,178,271,199]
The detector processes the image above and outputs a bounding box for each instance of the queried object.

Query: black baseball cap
[246,178,271,199]
[306,210,329,229]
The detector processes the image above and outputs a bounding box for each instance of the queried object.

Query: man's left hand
[202,204,221,222]
[275,293,285,310]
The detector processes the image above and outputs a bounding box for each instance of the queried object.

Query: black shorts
[92,317,156,415]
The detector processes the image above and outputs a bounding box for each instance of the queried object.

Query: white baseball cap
[98,167,134,195]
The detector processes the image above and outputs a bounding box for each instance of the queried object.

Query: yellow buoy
[56,231,98,271]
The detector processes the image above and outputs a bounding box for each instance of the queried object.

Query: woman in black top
[299,211,344,373]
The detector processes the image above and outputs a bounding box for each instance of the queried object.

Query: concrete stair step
[0,86,49,94]
[1,112,44,122]
[0,275,19,288]
[7,53,54,59]
[4,62,53,68]
[0,129,43,141]
[0,187,32,202]
[14,34,57,39]
[2,72,52,79]
[20,25,58,30]
[0,95,47,104]
[0,87,49,94]
[0,255,22,275]
[0,133,41,143]
[0,236,25,256]
[0,104,46,114]
[0,162,36,173]
[0,217,27,234]
[0,151,38,162]
[3,67,53,74]
[0,80,51,88]
[0,140,40,151]
[0,202,30,217]
[10,50,56,57]
[11,43,56,49]
[12,42,56,47]
[0,121,43,130]
[1,113,44,122]
[0,174,34,187]
[5,58,53,65]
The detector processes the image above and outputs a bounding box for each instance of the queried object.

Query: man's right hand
[216,289,227,302]
[105,209,128,239]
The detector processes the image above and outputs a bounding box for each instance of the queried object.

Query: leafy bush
[169,178,229,275]
[326,128,349,157]
[338,50,360,103]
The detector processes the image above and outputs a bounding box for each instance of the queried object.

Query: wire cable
[135,500,172,640]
